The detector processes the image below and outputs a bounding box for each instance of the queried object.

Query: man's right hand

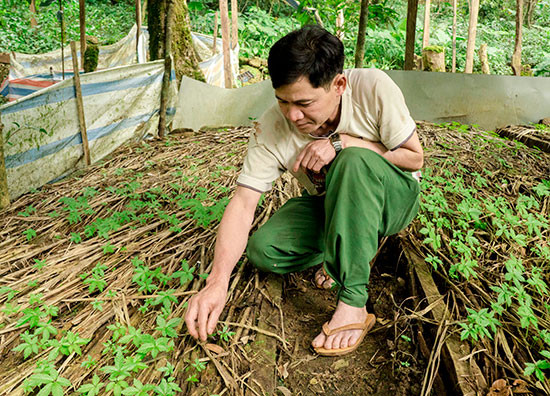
[184,278,229,341]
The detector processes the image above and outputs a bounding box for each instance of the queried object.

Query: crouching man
[185,25,423,356]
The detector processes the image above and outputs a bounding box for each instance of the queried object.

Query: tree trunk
[422,0,431,48]
[525,0,538,27]
[452,0,457,72]
[79,0,86,69]
[148,0,204,83]
[354,0,369,68]
[478,43,490,74]
[511,0,523,76]
[464,0,479,73]
[404,0,420,70]
[30,0,38,28]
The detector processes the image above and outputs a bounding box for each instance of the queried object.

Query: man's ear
[333,74,347,96]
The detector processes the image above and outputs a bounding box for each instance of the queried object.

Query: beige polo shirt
[236,68,416,196]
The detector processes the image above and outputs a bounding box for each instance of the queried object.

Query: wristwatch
[330,132,343,155]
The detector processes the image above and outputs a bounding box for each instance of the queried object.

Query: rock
[539,117,550,126]
[487,378,511,396]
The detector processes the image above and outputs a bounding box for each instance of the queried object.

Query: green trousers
[246,147,420,308]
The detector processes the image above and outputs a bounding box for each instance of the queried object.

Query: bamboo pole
[220,0,232,88]
[464,0,480,73]
[212,11,219,55]
[404,0,420,70]
[452,0,457,72]
[79,0,86,70]
[158,0,175,138]
[70,41,91,166]
[231,0,238,50]
[0,113,9,210]
[422,0,431,48]
[136,0,142,60]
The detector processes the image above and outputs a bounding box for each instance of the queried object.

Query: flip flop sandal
[315,267,335,289]
[312,313,376,356]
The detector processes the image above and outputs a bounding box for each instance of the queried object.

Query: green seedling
[172,260,195,286]
[23,228,37,241]
[154,378,182,396]
[12,331,40,359]
[33,258,47,270]
[217,325,235,342]
[91,300,104,311]
[136,335,174,358]
[81,355,98,369]
[155,315,181,338]
[77,374,104,396]
[22,366,72,396]
[121,379,155,396]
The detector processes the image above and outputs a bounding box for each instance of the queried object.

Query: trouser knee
[246,230,276,273]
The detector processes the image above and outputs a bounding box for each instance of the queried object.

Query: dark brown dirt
[275,236,427,396]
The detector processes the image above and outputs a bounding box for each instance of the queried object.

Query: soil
[274,236,427,396]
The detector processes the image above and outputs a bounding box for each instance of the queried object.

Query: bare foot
[311,301,369,352]
[314,266,335,289]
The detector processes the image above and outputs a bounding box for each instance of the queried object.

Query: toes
[312,332,326,348]
[340,333,353,349]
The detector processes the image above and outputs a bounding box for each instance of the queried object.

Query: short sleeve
[373,71,416,150]
[236,125,283,193]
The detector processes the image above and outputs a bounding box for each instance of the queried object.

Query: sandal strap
[321,315,374,337]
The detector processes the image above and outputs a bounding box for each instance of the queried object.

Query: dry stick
[511,0,524,76]
[422,0,431,48]
[220,320,289,348]
[70,41,91,166]
[0,112,10,210]
[219,0,232,88]
[79,0,86,69]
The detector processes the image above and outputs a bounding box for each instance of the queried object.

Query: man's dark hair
[267,25,344,89]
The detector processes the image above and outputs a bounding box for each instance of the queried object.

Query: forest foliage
[0,0,549,75]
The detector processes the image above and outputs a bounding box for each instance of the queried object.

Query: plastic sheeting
[1,60,177,200]
[192,32,239,88]
[173,70,550,132]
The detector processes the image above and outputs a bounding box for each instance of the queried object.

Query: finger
[207,305,223,335]
[197,304,210,341]
[184,299,199,339]
[293,150,306,172]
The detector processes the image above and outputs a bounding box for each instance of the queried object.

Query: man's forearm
[207,190,258,286]
[340,134,423,171]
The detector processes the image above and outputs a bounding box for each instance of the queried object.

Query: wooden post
[220,0,232,88]
[212,11,219,54]
[30,0,38,28]
[511,0,523,76]
[70,41,91,166]
[231,0,238,50]
[464,0,480,73]
[404,0,420,70]
[136,0,142,59]
[422,0,431,48]
[79,0,86,69]
[158,0,175,138]
[354,0,369,68]
[452,0,457,72]
[0,113,10,210]
[336,9,345,41]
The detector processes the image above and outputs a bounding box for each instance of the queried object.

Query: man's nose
[287,105,304,122]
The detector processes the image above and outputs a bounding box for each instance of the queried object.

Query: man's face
[274,75,346,135]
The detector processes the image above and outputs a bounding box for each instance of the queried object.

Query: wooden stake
[136,0,142,60]
[70,41,91,166]
[158,0,175,138]
[422,0,431,48]
[220,0,232,88]
[452,0,457,72]
[464,0,480,73]
[511,0,523,76]
[79,0,86,70]
[212,11,219,55]
[404,0,420,70]
[0,113,10,210]
[231,0,238,50]
[58,0,65,80]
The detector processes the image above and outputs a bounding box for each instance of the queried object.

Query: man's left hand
[292,139,337,173]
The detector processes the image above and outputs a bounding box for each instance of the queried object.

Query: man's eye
[301,102,312,107]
